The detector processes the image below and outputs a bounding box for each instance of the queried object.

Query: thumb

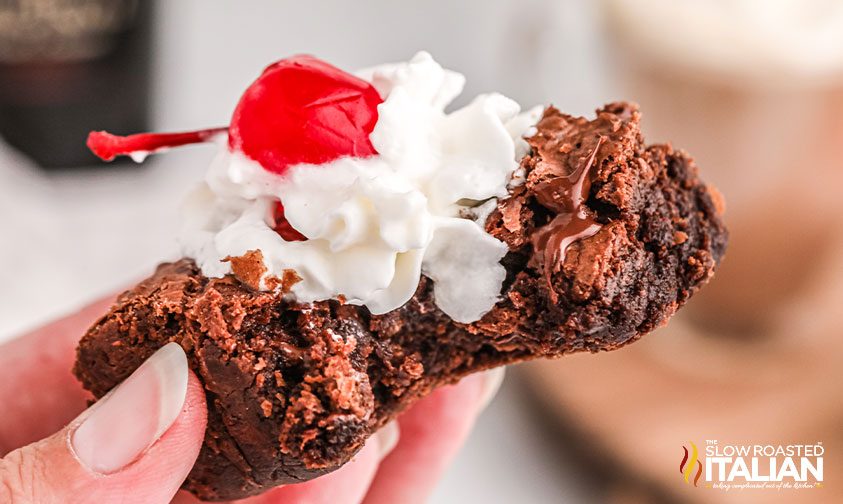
[0,343,207,504]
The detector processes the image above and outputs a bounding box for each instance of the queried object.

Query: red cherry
[272,201,307,241]
[86,55,383,242]
[229,55,382,174]
[86,56,382,168]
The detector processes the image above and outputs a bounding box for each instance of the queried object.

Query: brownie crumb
[260,399,273,417]
[265,269,302,294]
[223,249,267,290]
[254,357,267,371]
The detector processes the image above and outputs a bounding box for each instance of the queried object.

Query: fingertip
[86,349,207,492]
[80,367,207,502]
[0,363,208,504]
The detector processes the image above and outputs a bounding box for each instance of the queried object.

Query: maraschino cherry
[87,55,383,241]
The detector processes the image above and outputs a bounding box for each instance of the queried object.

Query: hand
[0,296,503,504]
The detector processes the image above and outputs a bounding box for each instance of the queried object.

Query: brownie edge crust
[74,103,727,501]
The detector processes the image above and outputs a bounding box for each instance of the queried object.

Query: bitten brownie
[74,103,728,501]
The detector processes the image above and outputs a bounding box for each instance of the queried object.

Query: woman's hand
[0,296,503,504]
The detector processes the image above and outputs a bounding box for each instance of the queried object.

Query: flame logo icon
[680,441,703,486]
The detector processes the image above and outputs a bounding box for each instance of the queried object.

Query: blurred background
[1,1,841,502]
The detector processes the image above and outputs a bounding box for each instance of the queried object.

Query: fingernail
[372,421,400,459]
[478,367,505,410]
[71,342,188,474]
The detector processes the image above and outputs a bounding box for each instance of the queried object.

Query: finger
[362,368,504,504]
[0,295,117,453]
[0,343,207,504]
[172,422,401,504]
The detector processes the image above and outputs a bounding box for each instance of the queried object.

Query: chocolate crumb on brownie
[223,249,302,292]
[74,103,727,500]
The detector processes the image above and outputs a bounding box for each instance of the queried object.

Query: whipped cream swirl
[180,52,540,323]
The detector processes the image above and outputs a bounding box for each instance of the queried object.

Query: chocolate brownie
[74,103,727,500]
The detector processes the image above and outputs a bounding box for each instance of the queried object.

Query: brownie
[74,103,727,500]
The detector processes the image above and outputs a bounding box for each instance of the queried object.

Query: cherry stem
[87,127,229,161]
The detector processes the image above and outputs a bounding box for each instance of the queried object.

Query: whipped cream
[180,52,540,323]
